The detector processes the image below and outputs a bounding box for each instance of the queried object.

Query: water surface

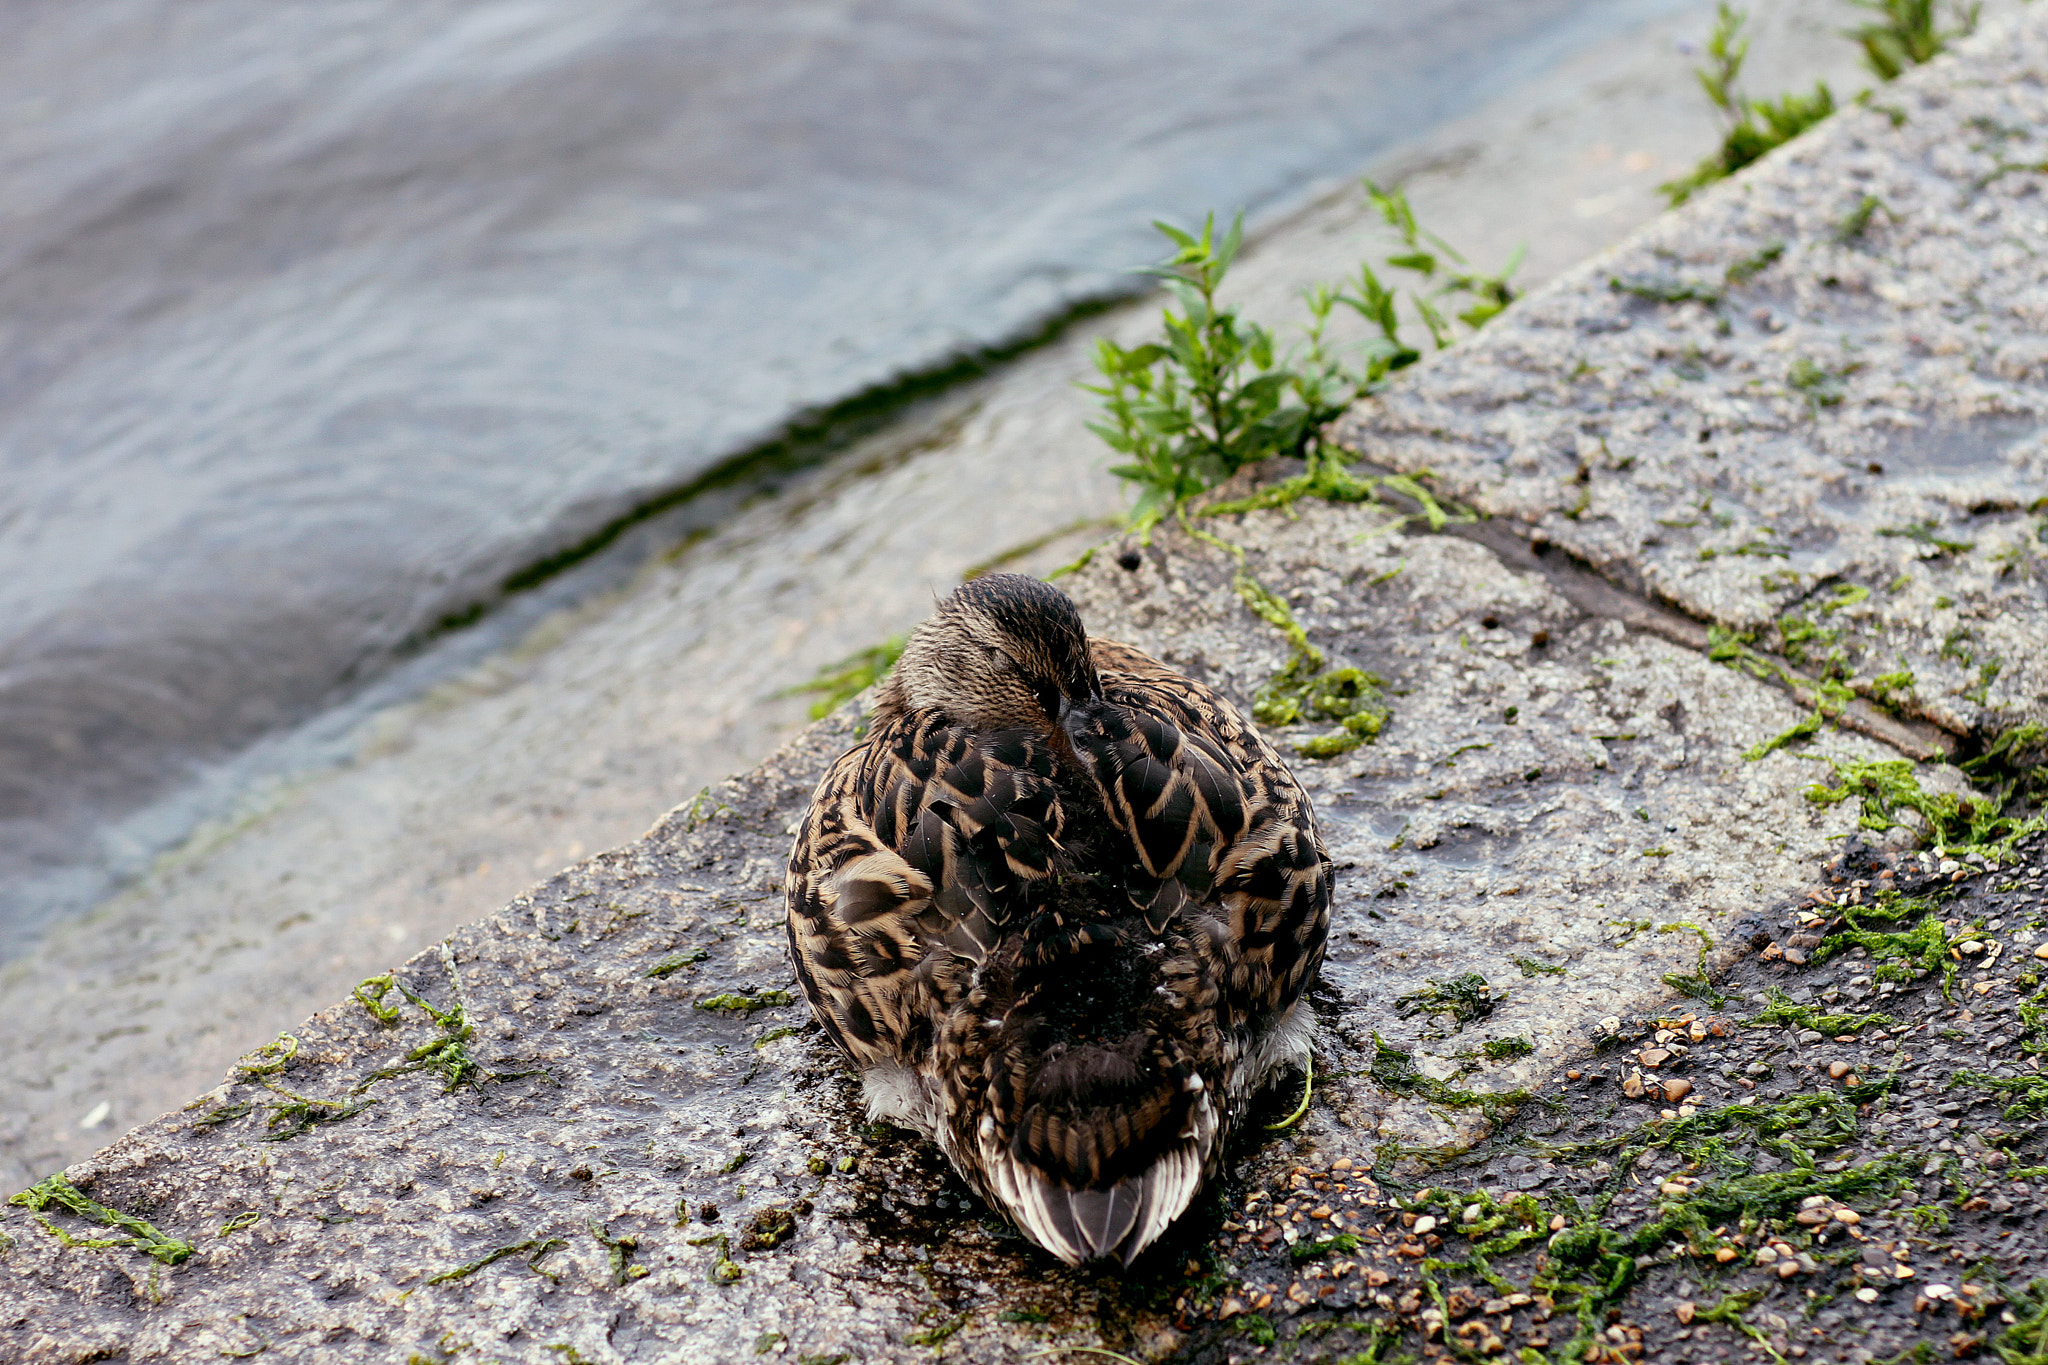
[0,0,1691,938]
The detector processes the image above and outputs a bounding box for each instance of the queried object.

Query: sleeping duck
[785,573,1330,1265]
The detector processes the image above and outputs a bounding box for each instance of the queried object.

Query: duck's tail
[975,1082,1219,1266]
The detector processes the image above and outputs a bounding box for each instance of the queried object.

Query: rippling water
[0,0,1691,940]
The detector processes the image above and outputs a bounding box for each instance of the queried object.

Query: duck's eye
[1034,680,1064,721]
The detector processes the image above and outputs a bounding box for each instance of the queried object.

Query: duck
[785,573,1330,1266]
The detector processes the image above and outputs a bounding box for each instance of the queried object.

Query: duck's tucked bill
[786,573,1331,1265]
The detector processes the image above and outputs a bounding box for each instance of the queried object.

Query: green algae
[355,975,404,1026]
[9,1174,193,1266]
[236,1032,300,1076]
[1879,520,1974,556]
[1805,758,2045,863]
[1743,714,1822,763]
[217,1211,261,1237]
[1233,568,1390,757]
[1948,1070,2048,1123]
[422,1236,565,1287]
[646,949,709,979]
[1512,956,1567,978]
[1810,895,1958,996]
[696,990,794,1014]
[1725,240,1786,283]
[1746,989,1894,1036]
[254,1085,376,1142]
[1868,669,1917,711]
[1998,1279,2048,1365]
[1367,1035,1530,1124]
[1395,973,1504,1031]
[1200,451,1380,519]
[591,1220,649,1284]
[1658,922,1730,1007]
[783,636,908,720]
[685,1230,743,1284]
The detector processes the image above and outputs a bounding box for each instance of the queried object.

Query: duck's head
[879,574,1101,730]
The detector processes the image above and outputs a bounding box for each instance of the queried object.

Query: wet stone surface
[1335,9,2048,743]
[6,14,2048,1365]
[1176,838,2048,1365]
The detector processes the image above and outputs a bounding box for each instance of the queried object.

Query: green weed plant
[1663,0,1973,207]
[1087,185,1519,537]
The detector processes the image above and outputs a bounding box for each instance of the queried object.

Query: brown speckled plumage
[786,574,1330,1264]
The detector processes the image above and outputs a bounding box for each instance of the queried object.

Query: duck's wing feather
[786,711,1064,1068]
[1082,637,1331,1017]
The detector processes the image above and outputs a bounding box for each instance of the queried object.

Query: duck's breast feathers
[786,710,1067,1066]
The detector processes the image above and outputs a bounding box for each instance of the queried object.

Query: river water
[0,0,1699,944]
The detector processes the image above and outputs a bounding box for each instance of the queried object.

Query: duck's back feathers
[786,589,1330,1266]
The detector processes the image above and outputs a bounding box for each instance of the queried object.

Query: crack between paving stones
[1345,462,1956,765]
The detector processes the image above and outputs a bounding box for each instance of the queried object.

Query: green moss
[8,1174,193,1265]
[695,990,794,1014]
[1512,956,1567,978]
[1481,1036,1535,1061]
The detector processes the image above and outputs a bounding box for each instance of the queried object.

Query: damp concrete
[5,8,2047,1364]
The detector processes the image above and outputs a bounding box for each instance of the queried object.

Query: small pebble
[1855,1287,1880,1303]
[2034,944,2048,961]
[1675,1302,1696,1324]
[1664,1078,1693,1102]
[1828,1061,1852,1080]
[1834,1209,1861,1225]
[1413,1215,1438,1235]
